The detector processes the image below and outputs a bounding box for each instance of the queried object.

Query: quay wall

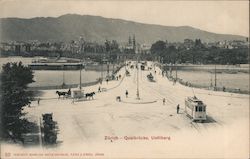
[28,81,99,91]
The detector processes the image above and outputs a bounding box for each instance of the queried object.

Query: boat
[28,63,84,70]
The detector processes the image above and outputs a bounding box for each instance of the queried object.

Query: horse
[85,92,95,100]
[56,91,68,99]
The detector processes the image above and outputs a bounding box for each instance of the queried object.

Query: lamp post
[136,55,140,100]
[175,63,178,80]
[214,57,219,91]
[79,60,82,90]
[62,65,65,88]
[214,63,217,90]
[101,56,103,83]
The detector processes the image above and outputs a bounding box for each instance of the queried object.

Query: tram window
[195,106,198,112]
[199,107,202,112]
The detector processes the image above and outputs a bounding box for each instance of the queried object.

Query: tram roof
[187,96,203,102]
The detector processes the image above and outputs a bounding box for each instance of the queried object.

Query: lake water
[175,70,249,92]
[30,70,106,87]
[0,57,108,87]
[1,57,249,92]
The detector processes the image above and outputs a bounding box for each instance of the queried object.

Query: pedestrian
[173,79,176,85]
[98,86,101,92]
[106,78,109,84]
[37,98,40,105]
[177,104,180,114]
[68,88,71,96]
[163,98,166,105]
[125,90,128,98]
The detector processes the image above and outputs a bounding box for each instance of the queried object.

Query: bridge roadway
[23,61,249,158]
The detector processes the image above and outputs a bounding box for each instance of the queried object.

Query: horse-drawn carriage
[71,89,95,102]
[141,65,145,70]
[147,73,154,82]
[126,70,130,76]
[56,88,95,102]
[71,89,84,99]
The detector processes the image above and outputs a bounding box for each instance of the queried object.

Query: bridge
[22,61,249,157]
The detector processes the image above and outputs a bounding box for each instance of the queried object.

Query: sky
[0,0,249,36]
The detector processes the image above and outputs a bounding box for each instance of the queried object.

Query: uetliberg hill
[0,14,246,43]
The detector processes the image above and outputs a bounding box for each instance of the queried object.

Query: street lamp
[214,57,219,91]
[79,59,83,90]
[136,55,140,100]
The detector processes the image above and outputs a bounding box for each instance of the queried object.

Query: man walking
[177,104,180,114]
[68,88,71,96]
[125,90,128,98]
[37,98,40,105]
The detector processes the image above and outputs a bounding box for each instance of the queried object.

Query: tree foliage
[1,62,34,141]
[150,40,249,64]
[150,40,166,55]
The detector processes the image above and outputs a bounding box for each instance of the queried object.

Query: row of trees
[150,40,249,64]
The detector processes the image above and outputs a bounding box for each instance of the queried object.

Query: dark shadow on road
[198,115,219,124]
[32,90,45,98]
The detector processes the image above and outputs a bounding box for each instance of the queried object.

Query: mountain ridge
[0,14,246,43]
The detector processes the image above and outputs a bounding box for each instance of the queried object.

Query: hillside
[0,14,246,43]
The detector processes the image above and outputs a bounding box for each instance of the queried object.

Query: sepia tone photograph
[0,0,249,158]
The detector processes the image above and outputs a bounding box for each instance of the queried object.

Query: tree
[1,62,34,141]
[105,40,111,52]
[150,40,166,54]
[111,40,119,51]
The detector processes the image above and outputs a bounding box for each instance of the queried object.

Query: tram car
[185,96,207,122]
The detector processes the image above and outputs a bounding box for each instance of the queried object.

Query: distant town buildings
[0,36,249,56]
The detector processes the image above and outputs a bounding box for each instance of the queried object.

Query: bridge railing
[165,74,249,94]
[28,81,99,91]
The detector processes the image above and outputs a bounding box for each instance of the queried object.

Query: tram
[185,96,207,122]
